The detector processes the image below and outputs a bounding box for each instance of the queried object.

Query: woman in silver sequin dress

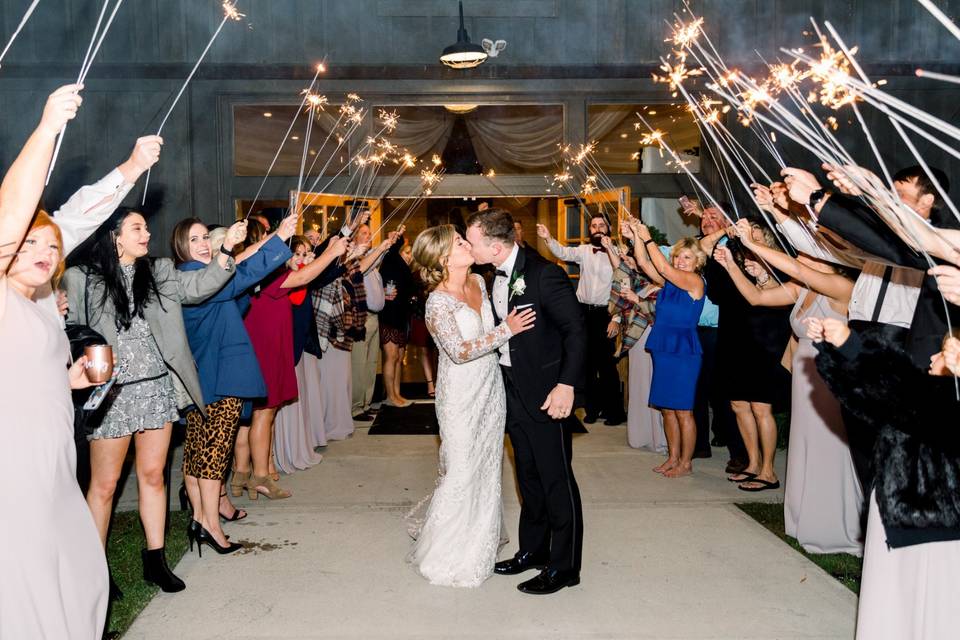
[64,209,244,593]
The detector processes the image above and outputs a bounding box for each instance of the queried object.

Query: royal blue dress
[645,280,706,410]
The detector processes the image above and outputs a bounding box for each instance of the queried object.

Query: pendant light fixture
[439,1,487,69]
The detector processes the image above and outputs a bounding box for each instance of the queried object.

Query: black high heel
[187,519,201,553]
[196,526,244,557]
[178,483,191,513]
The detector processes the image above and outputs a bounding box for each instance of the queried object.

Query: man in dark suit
[465,208,586,595]
[513,219,544,261]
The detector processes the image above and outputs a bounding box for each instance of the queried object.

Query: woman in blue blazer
[172,214,296,555]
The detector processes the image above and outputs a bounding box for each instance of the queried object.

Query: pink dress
[0,278,108,638]
[244,270,298,408]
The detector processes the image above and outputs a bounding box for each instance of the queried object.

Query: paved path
[125,417,857,639]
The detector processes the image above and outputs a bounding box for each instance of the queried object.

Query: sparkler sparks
[378,109,399,132]
[222,1,244,21]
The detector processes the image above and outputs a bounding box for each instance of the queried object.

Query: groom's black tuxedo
[490,245,587,575]
[490,246,587,418]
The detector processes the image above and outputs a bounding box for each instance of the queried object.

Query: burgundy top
[244,269,298,408]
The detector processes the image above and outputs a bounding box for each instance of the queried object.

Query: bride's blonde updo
[411,224,456,292]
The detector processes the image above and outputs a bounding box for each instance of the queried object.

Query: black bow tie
[592,247,607,254]
[495,269,509,278]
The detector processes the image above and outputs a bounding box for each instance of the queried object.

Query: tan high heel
[247,475,291,500]
[230,469,250,498]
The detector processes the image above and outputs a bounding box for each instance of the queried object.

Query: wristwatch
[808,188,828,208]
[221,244,237,258]
[644,239,656,247]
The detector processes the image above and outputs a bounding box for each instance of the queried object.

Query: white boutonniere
[509,273,526,300]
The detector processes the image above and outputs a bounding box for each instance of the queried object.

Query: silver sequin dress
[89,264,179,440]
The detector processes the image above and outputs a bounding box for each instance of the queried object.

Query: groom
[466,208,586,595]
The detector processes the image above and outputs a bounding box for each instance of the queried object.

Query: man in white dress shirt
[537,214,626,425]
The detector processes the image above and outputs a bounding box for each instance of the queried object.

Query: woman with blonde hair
[406,225,535,587]
[631,222,708,478]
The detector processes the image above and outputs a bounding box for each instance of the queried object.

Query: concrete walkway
[125,417,857,639]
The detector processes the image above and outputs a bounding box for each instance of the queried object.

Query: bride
[406,225,535,587]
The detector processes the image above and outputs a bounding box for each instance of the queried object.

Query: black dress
[705,250,792,409]
[378,239,414,347]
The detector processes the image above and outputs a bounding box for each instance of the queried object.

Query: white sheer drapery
[465,107,563,171]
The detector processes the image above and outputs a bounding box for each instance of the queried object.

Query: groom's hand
[541,383,574,420]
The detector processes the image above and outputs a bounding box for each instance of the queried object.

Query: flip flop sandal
[727,472,757,483]
[737,478,781,492]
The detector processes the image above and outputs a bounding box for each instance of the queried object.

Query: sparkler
[243,63,327,220]
[0,0,41,68]
[142,1,244,203]
[917,0,960,44]
[915,68,960,86]
[46,0,126,184]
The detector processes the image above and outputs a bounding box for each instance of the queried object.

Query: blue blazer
[179,236,292,407]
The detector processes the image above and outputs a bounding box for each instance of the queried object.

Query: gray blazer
[64,257,235,416]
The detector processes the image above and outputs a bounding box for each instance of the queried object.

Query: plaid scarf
[608,258,659,357]
[311,258,367,352]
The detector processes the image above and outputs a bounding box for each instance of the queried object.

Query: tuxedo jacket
[818,194,960,367]
[490,246,586,422]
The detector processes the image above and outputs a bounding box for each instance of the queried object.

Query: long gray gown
[784,289,863,555]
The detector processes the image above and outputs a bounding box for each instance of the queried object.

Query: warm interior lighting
[440,1,487,69]
[263,112,273,117]
[444,104,479,114]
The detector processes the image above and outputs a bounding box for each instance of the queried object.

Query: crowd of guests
[541,162,959,638]
[4,86,959,639]
[0,86,426,638]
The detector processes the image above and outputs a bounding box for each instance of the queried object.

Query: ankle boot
[141,547,186,592]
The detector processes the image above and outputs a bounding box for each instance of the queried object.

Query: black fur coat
[815,329,960,548]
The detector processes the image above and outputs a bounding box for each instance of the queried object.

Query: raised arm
[636,224,704,298]
[536,223,582,263]
[1,84,82,274]
[281,235,349,289]
[714,244,797,307]
[54,135,162,256]
[735,219,854,303]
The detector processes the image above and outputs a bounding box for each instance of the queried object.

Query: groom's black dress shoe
[582,413,599,424]
[493,551,549,575]
[517,568,581,595]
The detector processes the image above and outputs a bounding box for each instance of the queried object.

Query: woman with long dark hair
[64,208,244,592]
[172,213,297,555]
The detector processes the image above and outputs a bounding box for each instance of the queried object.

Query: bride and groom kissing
[406,208,585,595]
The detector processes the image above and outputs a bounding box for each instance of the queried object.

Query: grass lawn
[737,502,862,593]
[104,510,190,639]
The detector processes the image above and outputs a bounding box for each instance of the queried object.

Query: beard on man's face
[589,230,608,247]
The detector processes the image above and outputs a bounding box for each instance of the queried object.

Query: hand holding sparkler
[323,235,350,260]
[39,84,84,138]
[752,183,777,213]
[619,219,634,240]
[781,167,824,207]
[929,265,960,306]
[819,317,851,347]
[535,223,552,240]
[277,213,298,242]
[944,337,960,377]
[713,244,735,269]
[222,220,248,253]
[822,163,874,197]
[117,135,163,183]
[634,223,652,243]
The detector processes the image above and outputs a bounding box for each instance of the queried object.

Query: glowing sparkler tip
[378,109,399,132]
[222,1,244,21]
[431,154,442,166]
[317,63,327,73]
[485,169,496,178]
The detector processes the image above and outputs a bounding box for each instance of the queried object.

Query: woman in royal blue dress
[630,220,707,478]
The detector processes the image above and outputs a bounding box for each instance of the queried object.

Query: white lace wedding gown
[407,274,511,587]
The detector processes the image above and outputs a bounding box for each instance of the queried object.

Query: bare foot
[653,459,678,474]
[664,463,692,478]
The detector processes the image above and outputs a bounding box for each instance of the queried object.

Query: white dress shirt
[777,218,922,328]
[35,168,134,324]
[545,237,613,306]
[493,243,520,367]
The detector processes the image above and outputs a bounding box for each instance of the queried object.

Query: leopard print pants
[182,397,244,480]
